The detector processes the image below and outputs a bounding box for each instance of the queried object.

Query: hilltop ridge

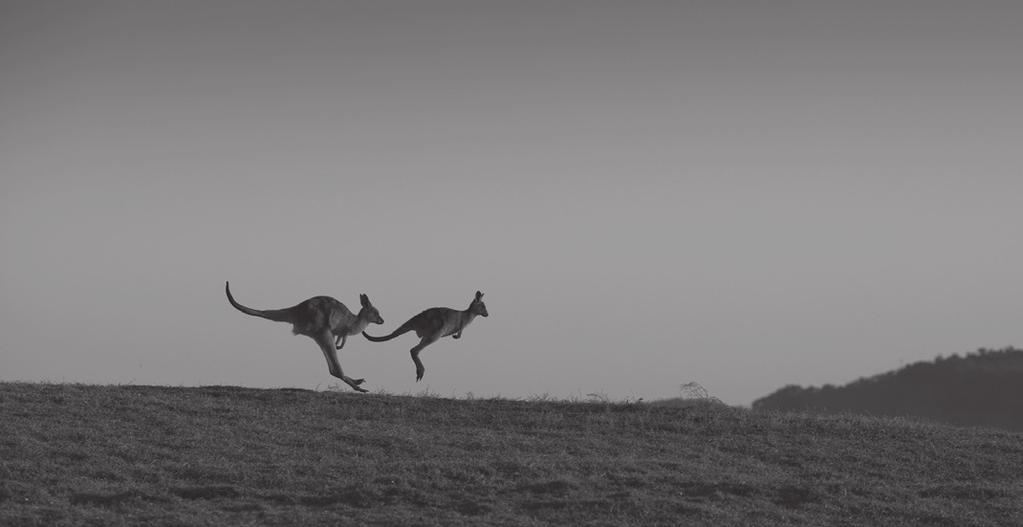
[2,382,1021,526]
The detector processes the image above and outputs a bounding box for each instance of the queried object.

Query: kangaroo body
[363,291,488,381]
[225,281,383,392]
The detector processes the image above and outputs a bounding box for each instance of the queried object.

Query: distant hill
[753,347,1023,431]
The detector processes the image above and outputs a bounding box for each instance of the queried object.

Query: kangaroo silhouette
[225,281,383,392]
[363,291,488,381]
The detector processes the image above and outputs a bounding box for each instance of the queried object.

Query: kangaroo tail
[363,319,415,342]
[225,281,294,323]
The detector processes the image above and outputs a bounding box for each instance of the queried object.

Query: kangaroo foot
[344,377,368,393]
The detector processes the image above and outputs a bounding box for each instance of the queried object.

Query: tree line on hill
[752,347,1023,431]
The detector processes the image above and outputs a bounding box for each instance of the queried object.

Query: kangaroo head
[359,293,384,325]
[470,290,488,317]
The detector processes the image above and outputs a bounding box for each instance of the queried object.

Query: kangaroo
[225,281,384,393]
[363,291,488,382]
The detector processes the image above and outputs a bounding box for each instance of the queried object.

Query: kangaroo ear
[360,294,370,307]
[475,290,484,299]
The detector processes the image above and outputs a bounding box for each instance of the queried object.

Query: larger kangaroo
[225,281,383,392]
[363,291,488,381]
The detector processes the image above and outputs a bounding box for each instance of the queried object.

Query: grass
[1,383,1021,526]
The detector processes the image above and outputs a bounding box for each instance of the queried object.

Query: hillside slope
[753,348,1023,431]
[2,383,1021,526]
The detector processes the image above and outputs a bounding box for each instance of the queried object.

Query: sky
[2,1,1022,406]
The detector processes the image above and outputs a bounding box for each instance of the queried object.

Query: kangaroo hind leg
[410,334,439,382]
[312,330,367,393]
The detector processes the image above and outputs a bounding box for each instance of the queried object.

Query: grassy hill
[2,383,1021,526]
[753,348,1023,432]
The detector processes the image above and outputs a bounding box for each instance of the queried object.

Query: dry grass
[1,382,1021,526]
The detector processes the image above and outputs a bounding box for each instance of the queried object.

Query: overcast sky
[2,1,1022,405]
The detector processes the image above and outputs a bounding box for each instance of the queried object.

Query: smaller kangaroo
[363,291,488,382]
[225,281,384,393]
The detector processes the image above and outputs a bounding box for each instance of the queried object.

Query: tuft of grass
[1,382,1021,526]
